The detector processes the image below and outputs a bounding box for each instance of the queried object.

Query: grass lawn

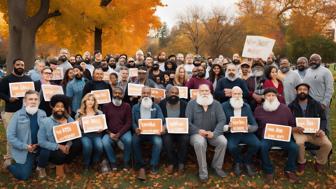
[0,100,335,188]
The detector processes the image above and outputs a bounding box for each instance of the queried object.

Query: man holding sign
[0,58,32,168]
[159,86,189,174]
[254,88,299,183]
[222,86,260,177]
[37,95,81,178]
[288,83,332,174]
[132,87,164,181]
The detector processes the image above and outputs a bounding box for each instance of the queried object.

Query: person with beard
[102,87,132,171]
[75,94,104,172]
[156,51,167,71]
[164,60,177,73]
[132,87,164,180]
[187,84,227,183]
[58,48,73,73]
[92,51,103,68]
[294,57,308,79]
[159,86,188,174]
[278,58,302,104]
[107,56,118,71]
[66,65,87,117]
[82,67,112,103]
[117,66,129,94]
[34,67,56,116]
[240,61,251,80]
[303,54,334,135]
[145,56,154,71]
[208,64,224,89]
[184,53,195,78]
[265,52,278,70]
[214,64,249,103]
[69,56,76,66]
[37,95,81,178]
[60,68,74,93]
[79,61,92,80]
[109,72,118,91]
[126,57,136,68]
[135,49,145,67]
[0,58,32,168]
[288,83,332,174]
[101,58,116,75]
[221,86,260,177]
[263,65,286,104]
[75,54,83,64]
[246,60,266,111]
[82,51,94,74]
[6,90,46,180]
[186,66,214,93]
[254,88,299,184]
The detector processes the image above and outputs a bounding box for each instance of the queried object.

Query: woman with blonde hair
[174,65,189,86]
[75,93,105,172]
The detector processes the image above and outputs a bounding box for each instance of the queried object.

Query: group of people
[0,48,334,184]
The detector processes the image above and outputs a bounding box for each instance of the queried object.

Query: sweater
[102,102,132,135]
[214,77,249,103]
[282,70,302,104]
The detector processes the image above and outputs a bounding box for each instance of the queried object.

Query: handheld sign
[138,119,163,135]
[127,83,144,96]
[91,89,111,104]
[166,118,189,134]
[264,124,292,142]
[81,114,108,133]
[176,86,188,99]
[9,82,35,98]
[41,84,64,101]
[190,89,199,100]
[296,118,320,134]
[242,35,276,61]
[53,121,82,143]
[230,117,248,133]
[151,88,166,99]
[129,68,139,78]
[51,67,64,80]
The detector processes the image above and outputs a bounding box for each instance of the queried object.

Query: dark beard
[109,64,116,69]
[14,68,24,75]
[102,67,109,72]
[75,74,82,80]
[53,112,65,120]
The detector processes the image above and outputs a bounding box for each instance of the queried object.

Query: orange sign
[176,86,188,99]
[127,83,143,96]
[52,67,64,80]
[138,119,163,135]
[190,89,199,100]
[264,124,292,142]
[103,72,110,81]
[166,118,189,134]
[296,118,320,133]
[53,121,82,143]
[151,88,166,99]
[41,84,64,101]
[230,117,248,133]
[91,89,111,104]
[9,82,35,98]
[81,114,108,133]
[129,68,138,78]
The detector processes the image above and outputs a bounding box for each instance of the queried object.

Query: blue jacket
[132,103,164,130]
[38,116,74,151]
[222,102,258,133]
[7,108,46,164]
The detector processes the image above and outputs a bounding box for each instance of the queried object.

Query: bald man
[221,86,260,177]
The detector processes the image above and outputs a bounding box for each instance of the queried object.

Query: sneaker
[296,163,305,175]
[137,168,146,181]
[2,159,11,169]
[36,167,47,178]
[213,168,227,178]
[150,165,159,174]
[110,163,118,171]
[100,159,111,173]
[285,171,299,183]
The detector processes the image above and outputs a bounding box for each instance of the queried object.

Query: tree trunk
[21,27,36,70]
[94,27,103,53]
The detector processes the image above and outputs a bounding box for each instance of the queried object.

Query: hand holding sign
[9,82,35,98]
[166,118,188,134]
[53,121,82,143]
[41,84,64,101]
[264,124,292,142]
[91,89,111,104]
[230,117,248,133]
[138,119,163,135]
[296,118,320,134]
[81,114,108,133]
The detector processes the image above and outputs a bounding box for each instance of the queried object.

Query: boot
[56,164,65,178]
[36,167,47,178]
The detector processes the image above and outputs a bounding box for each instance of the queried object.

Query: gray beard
[263,99,280,112]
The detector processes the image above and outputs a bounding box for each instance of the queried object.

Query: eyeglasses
[43,72,52,75]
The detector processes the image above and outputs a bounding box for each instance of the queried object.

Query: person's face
[270,68,278,79]
[80,62,86,70]
[296,60,307,71]
[265,93,277,102]
[75,56,82,62]
[110,75,118,85]
[118,57,126,65]
[169,73,175,80]
[154,77,161,84]
[128,60,135,66]
[164,74,170,82]
[95,53,102,62]
[24,94,39,107]
[68,69,74,80]
[199,85,210,96]
[185,55,193,64]
[279,59,290,69]
[83,52,91,60]
[167,63,173,69]
[113,89,123,99]
[233,54,240,60]
[85,96,95,109]
[136,53,144,61]
[69,56,76,64]
[227,66,237,78]
[37,63,45,72]
[309,55,321,67]
[108,58,116,65]
[179,68,185,78]
[197,67,205,77]
[213,65,221,75]
[93,69,104,81]
[50,63,57,70]
[241,65,250,75]
[53,102,65,116]
[138,71,147,80]
[120,70,129,81]
[231,89,242,99]
[59,49,69,58]
[42,69,53,81]
[101,61,108,69]
[297,86,309,96]
[73,68,83,78]
[192,68,198,77]
[14,60,25,71]
[158,52,166,61]
[145,57,153,67]
[177,54,184,61]
[168,87,179,97]
[141,88,151,98]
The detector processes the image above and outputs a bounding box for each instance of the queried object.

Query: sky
[155,0,238,28]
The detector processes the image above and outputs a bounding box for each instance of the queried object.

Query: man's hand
[58,145,69,154]
[9,97,18,102]
[158,128,166,135]
[198,129,208,137]
[315,130,325,137]
[27,144,35,153]
[135,128,141,135]
[206,131,214,139]
[293,127,304,134]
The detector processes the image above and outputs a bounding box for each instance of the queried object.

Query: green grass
[0,100,335,188]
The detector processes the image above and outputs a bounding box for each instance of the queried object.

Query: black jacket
[288,96,327,132]
[159,99,187,118]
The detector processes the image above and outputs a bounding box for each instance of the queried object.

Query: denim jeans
[260,138,298,174]
[8,153,36,180]
[132,134,162,169]
[226,133,261,164]
[162,133,189,165]
[81,133,104,167]
[102,131,132,166]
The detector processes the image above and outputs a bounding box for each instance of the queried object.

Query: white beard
[112,98,122,106]
[263,98,280,112]
[26,106,38,115]
[196,94,214,106]
[141,97,153,109]
[230,97,244,109]
[225,72,238,81]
